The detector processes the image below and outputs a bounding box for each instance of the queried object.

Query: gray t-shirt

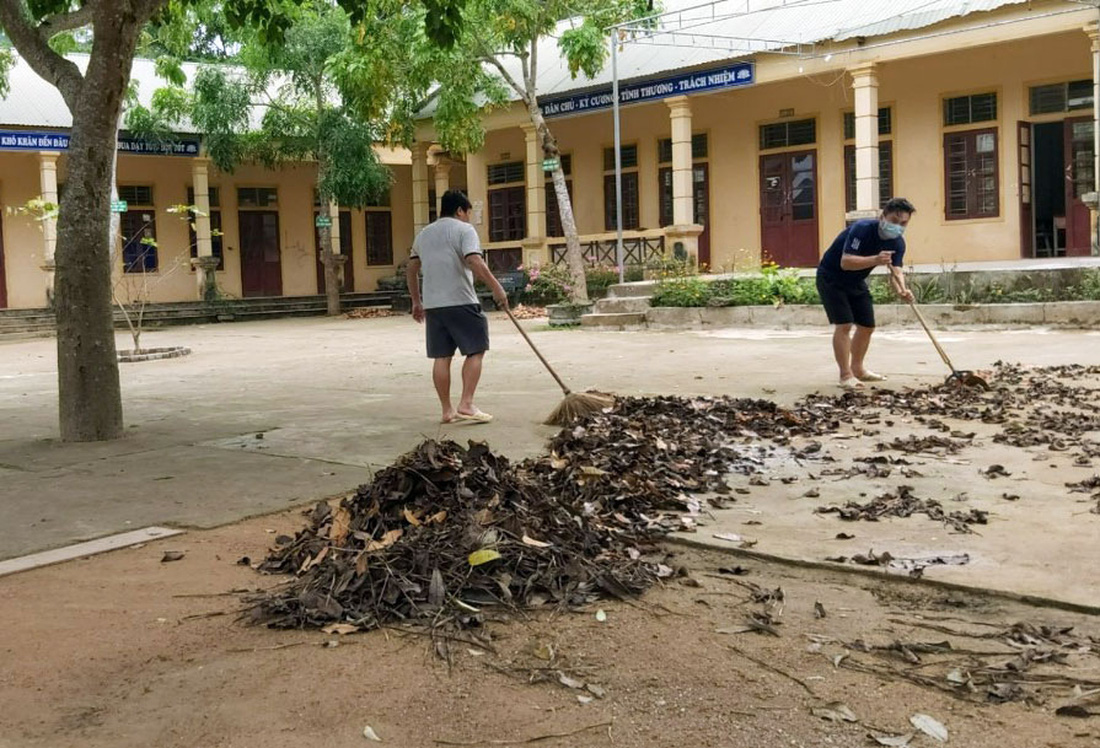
[411,217,482,309]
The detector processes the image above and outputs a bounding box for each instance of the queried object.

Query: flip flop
[856,371,887,382]
[456,410,494,424]
[839,377,864,390]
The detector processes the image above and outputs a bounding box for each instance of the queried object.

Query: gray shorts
[425,304,489,358]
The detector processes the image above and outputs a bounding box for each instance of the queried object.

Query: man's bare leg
[433,357,456,422]
[849,325,875,378]
[832,324,855,381]
[457,353,484,415]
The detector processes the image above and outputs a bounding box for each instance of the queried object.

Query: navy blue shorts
[817,275,875,328]
[425,304,490,358]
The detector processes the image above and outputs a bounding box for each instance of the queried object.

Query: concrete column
[521,124,547,241]
[667,96,694,227]
[38,152,60,304]
[1086,23,1100,254]
[434,161,451,217]
[850,63,880,219]
[665,96,703,263]
[412,142,432,237]
[464,148,489,246]
[189,158,219,300]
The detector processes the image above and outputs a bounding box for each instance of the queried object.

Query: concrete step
[593,296,652,314]
[606,281,657,299]
[581,312,647,329]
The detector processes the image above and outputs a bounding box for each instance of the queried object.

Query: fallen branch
[727,644,816,696]
[434,720,613,745]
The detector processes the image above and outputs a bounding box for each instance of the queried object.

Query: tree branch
[470,30,528,104]
[0,0,84,105]
[38,1,97,35]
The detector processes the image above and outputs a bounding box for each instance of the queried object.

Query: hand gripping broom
[504,308,616,425]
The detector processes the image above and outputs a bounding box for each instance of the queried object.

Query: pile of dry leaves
[249,396,831,631]
[345,307,399,319]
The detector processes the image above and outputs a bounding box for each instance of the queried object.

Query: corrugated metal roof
[420,0,1086,117]
[0,54,260,132]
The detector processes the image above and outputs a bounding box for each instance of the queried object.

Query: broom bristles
[544,391,616,426]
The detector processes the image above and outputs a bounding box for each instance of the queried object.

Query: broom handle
[504,307,572,396]
[890,268,958,373]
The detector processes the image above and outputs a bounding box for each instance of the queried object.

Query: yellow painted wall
[0,151,414,308]
[0,151,51,308]
[463,27,1095,271]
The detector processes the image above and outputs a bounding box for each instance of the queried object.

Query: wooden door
[1064,117,1094,256]
[0,212,7,308]
[760,150,819,267]
[1018,121,1034,258]
[239,211,282,297]
[315,211,354,294]
[693,163,711,268]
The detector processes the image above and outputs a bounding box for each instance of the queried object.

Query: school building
[412,0,1100,274]
[2,0,1100,311]
[0,56,469,310]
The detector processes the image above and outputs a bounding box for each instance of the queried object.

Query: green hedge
[651,268,1100,308]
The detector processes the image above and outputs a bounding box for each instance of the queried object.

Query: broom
[504,307,616,425]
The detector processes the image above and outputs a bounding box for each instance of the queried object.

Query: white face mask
[879,219,905,240]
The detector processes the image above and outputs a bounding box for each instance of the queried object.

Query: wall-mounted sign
[539,62,754,119]
[0,130,200,156]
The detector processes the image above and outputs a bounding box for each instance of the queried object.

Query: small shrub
[651,276,712,307]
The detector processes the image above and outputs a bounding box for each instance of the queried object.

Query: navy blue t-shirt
[817,219,905,287]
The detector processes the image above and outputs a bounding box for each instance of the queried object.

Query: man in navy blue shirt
[817,197,915,389]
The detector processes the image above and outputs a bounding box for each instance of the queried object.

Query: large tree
[427,0,651,304]
[0,0,464,442]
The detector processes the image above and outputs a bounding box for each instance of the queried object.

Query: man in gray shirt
[406,190,508,424]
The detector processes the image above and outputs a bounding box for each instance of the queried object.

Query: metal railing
[549,234,665,266]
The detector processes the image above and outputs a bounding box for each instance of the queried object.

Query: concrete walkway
[2,315,1098,607]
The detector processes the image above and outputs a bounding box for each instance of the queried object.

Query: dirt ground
[1,508,1098,748]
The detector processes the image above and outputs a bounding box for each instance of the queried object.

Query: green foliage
[651,277,711,307]
[0,47,12,99]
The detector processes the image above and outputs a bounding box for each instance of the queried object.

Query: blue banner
[539,62,754,119]
[0,130,200,156]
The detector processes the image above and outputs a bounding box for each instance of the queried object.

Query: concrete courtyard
[1,313,1099,608]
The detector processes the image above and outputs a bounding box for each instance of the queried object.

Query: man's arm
[841,251,895,271]
[406,257,425,322]
[464,254,509,309]
[889,265,915,302]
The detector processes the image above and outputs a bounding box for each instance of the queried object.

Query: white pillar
[190,158,220,299]
[434,160,451,217]
[850,63,880,217]
[667,96,694,227]
[412,142,432,237]
[38,152,60,303]
[191,159,213,258]
[521,123,546,241]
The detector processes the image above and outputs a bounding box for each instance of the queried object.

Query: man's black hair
[883,197,916,216]
[441,189,472,217]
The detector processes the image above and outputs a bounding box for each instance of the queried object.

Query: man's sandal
[856,371,887,382]
[456,410,494,424]
[839,377,864,390]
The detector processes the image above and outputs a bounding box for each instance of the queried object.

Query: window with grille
[943,92,997,126]
[844,142,894,213]
[657,134,709,164]
[187,186,223,270]
[366,212,394,265]
[487,161,524,185]
[237,187,278,208]
[604,172,640,231]
[121,215,157,272]
[944,129,999,220]
[429,189,437,223]
[603,144,638,171]
[118,185,153,206]
[759,119,816,150]
[545,155,573,238]
[1029,80,1093,115]
[843,108,892,141]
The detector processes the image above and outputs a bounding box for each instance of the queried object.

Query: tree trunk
[54,10,152,441]
[527,104,588,304]
[319,224,341,316]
